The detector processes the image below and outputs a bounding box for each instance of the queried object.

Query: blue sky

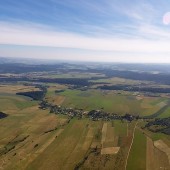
[0,0,170,63]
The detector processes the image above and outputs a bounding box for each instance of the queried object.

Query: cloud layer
[0,0,170,62]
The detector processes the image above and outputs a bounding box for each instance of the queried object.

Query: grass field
[0,84,68,170]
[114,120,127,137]
[90,77,142,85]
[146,137,170,170]
[127,129,146,170]
[57,89,163,116]
[158,106,170,118]
[26,118,93,170]
[0,84,38,94]
[0,104,67,170]
[0,93,38,111]
[45,84,67,97]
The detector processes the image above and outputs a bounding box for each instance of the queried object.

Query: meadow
[126,129,146,170]
[56,89,165,116]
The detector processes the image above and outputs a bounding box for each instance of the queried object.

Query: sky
[0,0,170,63]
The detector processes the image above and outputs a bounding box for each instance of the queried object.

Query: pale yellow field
[0,106,68,170]
[0,84,39,94]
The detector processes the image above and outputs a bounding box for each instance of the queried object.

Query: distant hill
[0,57,64,65]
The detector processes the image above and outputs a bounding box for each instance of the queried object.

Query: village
[39,100,138,122]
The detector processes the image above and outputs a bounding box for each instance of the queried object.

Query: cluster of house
[39,100,138,121]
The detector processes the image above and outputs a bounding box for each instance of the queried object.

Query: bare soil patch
[101,147,120,155]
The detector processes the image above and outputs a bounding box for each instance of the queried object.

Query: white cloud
[0,21,170,54]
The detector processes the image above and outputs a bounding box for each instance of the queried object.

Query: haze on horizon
[0,0,170,63]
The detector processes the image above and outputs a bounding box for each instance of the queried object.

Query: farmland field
[0,85,169,170]
[0,62,170,170]
[56,89,165,116]
[0,93,38,111]
[158,106,170,118]
[127,128,146,170]
[27,118,92,170]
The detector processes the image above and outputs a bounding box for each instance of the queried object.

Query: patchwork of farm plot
[56,89,167,116]
[101,122,120,154]
[0,83,170,170]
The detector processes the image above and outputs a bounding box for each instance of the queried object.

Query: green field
[127,129,146,170]
[114,120,127,137]
[158,106,170,118]
[0,102,67,169]
[0,94,38,111]
[57,89,163,116]
[27,119,88,169]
